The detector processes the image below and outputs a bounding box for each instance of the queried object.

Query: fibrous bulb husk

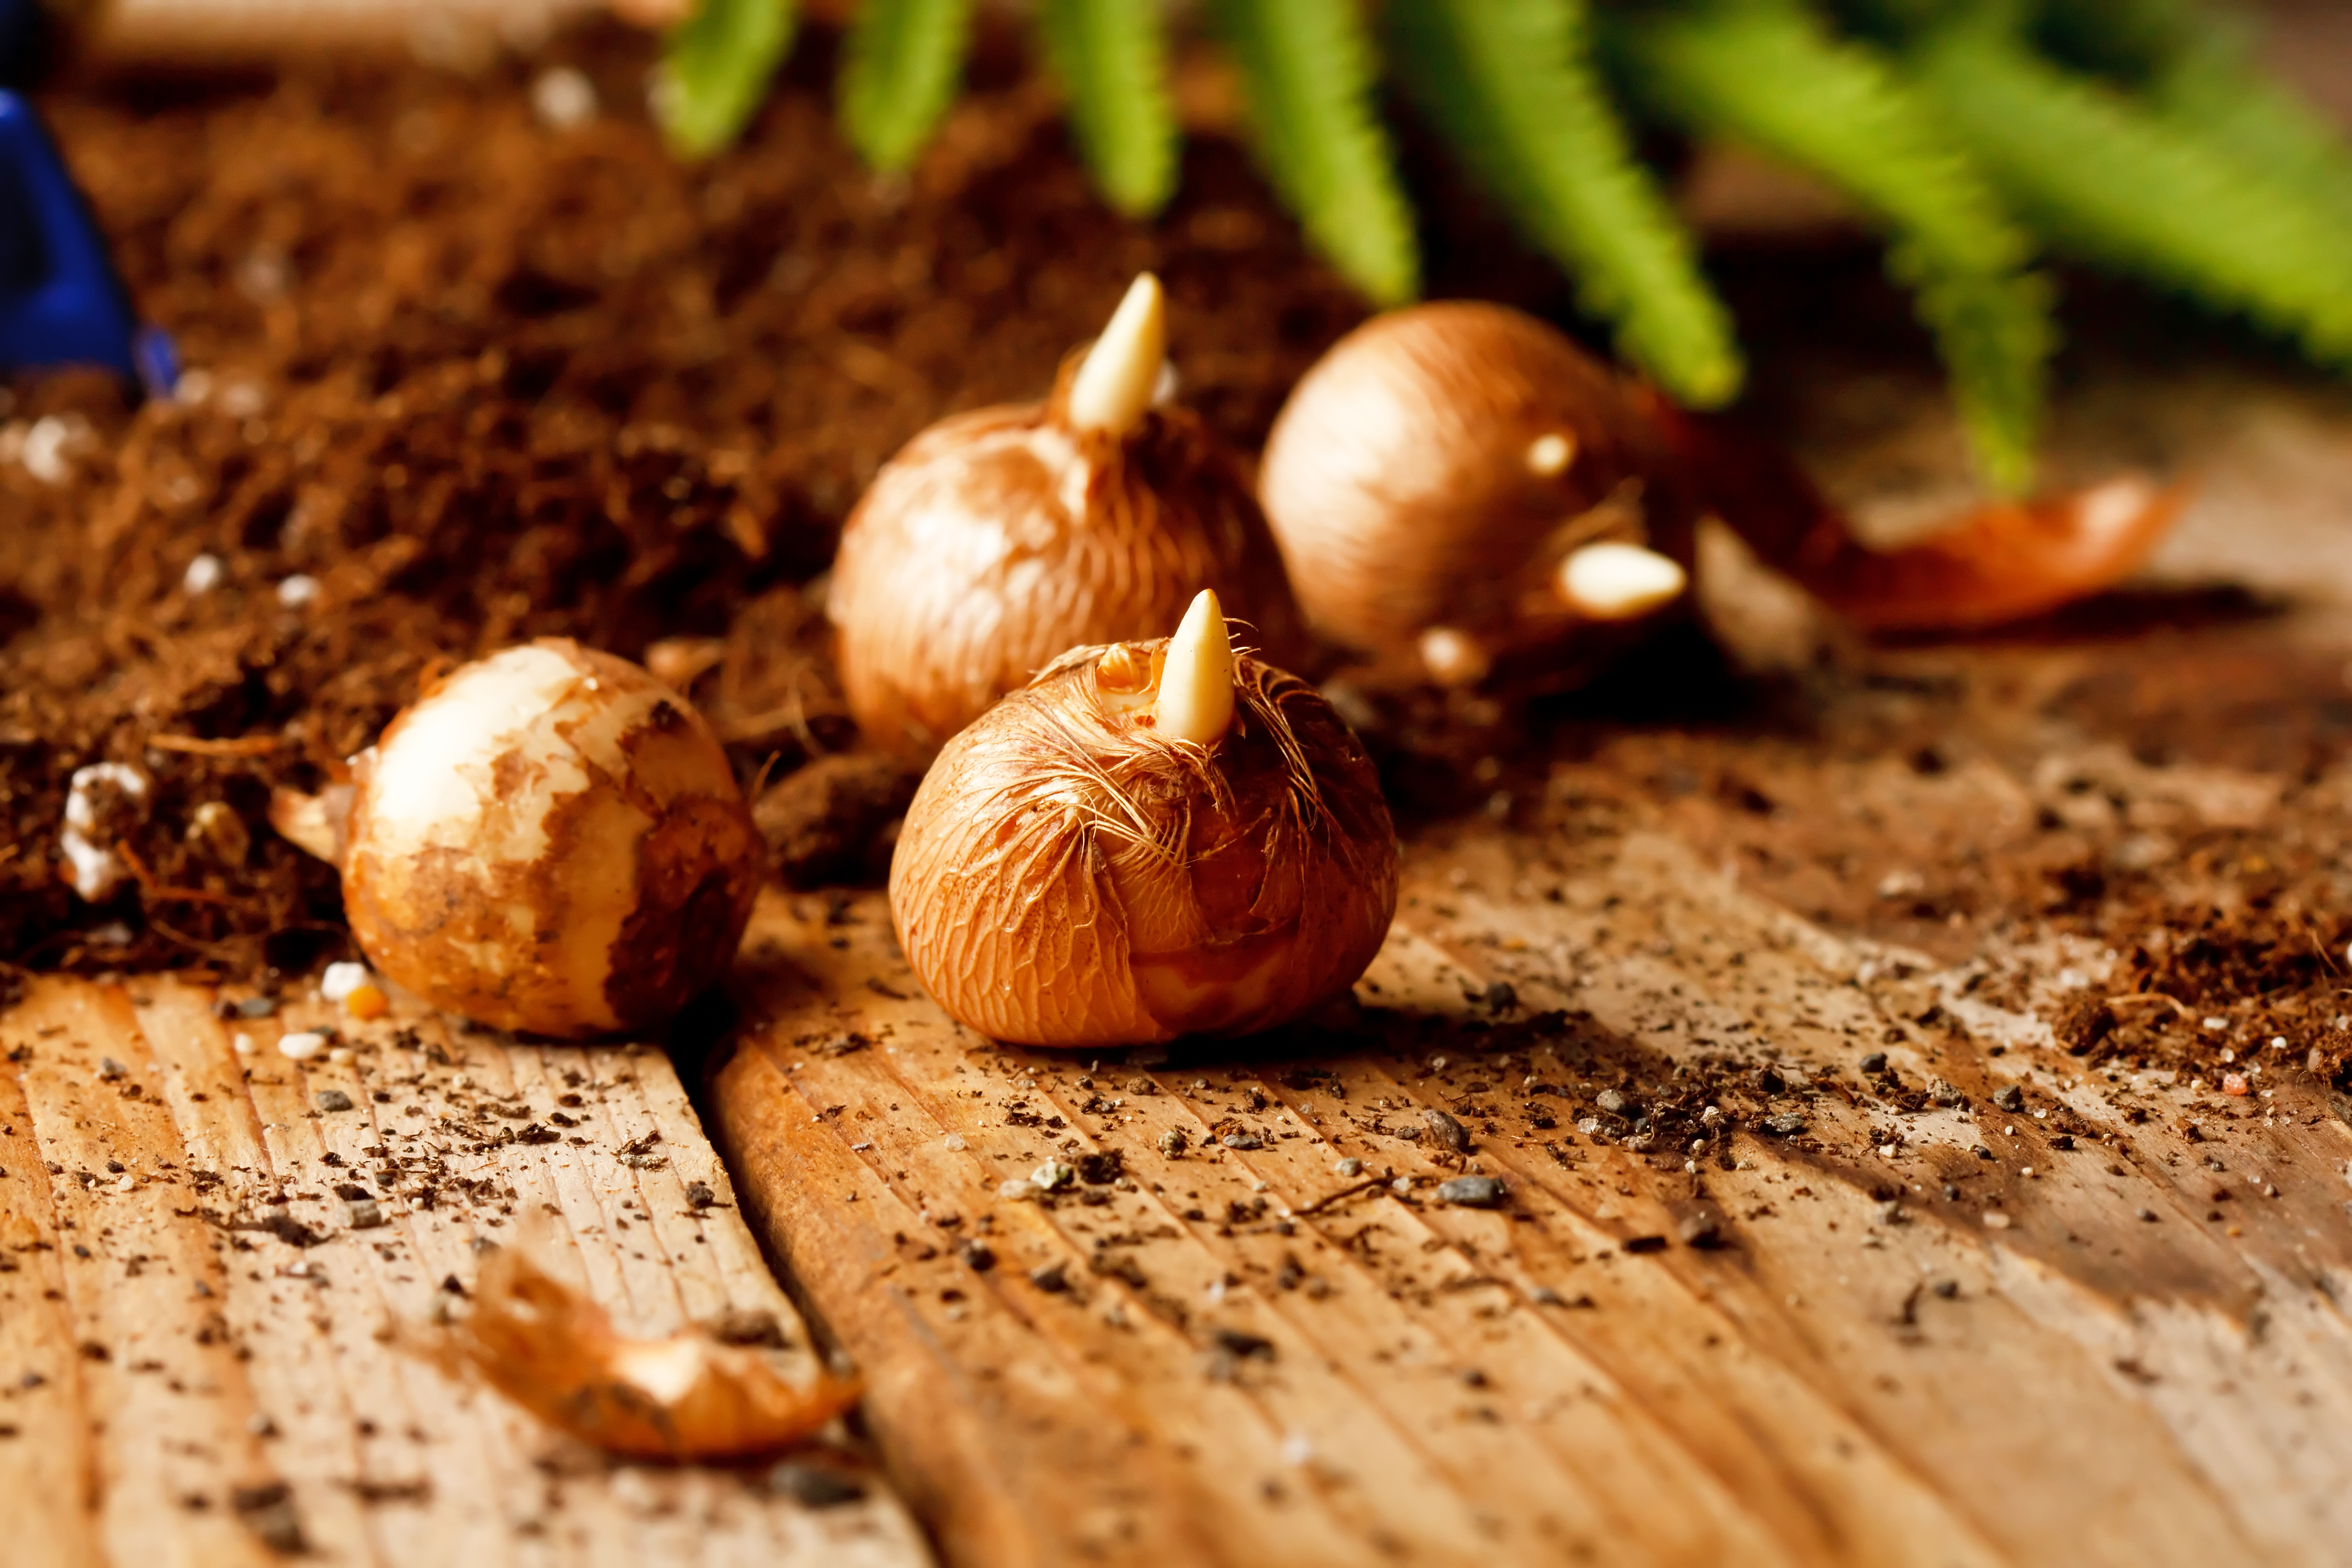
[1259,300,1700,689]
[451,1244,860,1461]
[339,638,762,1038]
[829,274,1300,758]
[890,591,1396,1049]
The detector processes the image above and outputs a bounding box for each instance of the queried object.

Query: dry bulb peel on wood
[1259,301,1703,691]
[444,1245,861,1462]
[890,590,1397,1049]
[1647,402,2188,633]
[276,638,761,1038]
[828,273,1300,757]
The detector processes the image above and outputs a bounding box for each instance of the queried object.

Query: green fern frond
[1203,0,1419,307]
[1385,0,1743,407]
[656,0,800,159]
[1035,0,1179,217]
[1898,252,2055,493]
[2037,0,2352,227]
[1610,0,2049,489]
[840,0,976,175]
[1914,22,2352,367]
[655,0,2352,489]
[2147,51,2352,231]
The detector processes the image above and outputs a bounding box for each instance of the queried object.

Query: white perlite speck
[320,961,371,1002]
[532,67,597,129]
[60,763,149,902]
[20,416,80,484]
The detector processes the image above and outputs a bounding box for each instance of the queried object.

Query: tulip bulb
[337,639,762,1038]
[1262,302,2182,680]
[1259,301,1701,688]
[889,601,1397,1049]
[828,273,1299,758]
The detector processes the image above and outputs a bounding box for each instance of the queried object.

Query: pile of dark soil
[0,23,1366,973]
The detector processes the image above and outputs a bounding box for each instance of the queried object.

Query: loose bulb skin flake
[341,639,761,1038]
[890,629,1398,1050]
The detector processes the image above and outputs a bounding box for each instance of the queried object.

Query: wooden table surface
[704,356,2352,1568]
[712,855,2352,1568]
[12,347,2352,1566]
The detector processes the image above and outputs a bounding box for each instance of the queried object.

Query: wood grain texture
[0,975,930,1568]
[710,734,2352,1568]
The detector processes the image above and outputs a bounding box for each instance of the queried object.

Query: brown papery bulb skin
[827,367,1300,759]
[341,639,762,1039]
[1259,301,1701,683]
[889,643,1397,1049]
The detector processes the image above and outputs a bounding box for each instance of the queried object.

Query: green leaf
[840,0,976,175]
[1386,0,1742,407]
[1204,0,1419,307]
[1035,0,1179,218]
[656,0,799,159]
[1914,23,2352,369]
[2038,0,2352,228]
[2148,51,2352,232]
[1611,0,2048,489]
[1897,251,2054,496]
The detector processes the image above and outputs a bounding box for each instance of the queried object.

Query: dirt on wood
[0,972,928,1565]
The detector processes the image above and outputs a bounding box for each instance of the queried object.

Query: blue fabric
[0,89,176,396]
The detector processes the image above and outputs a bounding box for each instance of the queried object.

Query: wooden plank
[0,976,933,1567]
[0,1037,107,1568]
[713,824,2352,1566]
